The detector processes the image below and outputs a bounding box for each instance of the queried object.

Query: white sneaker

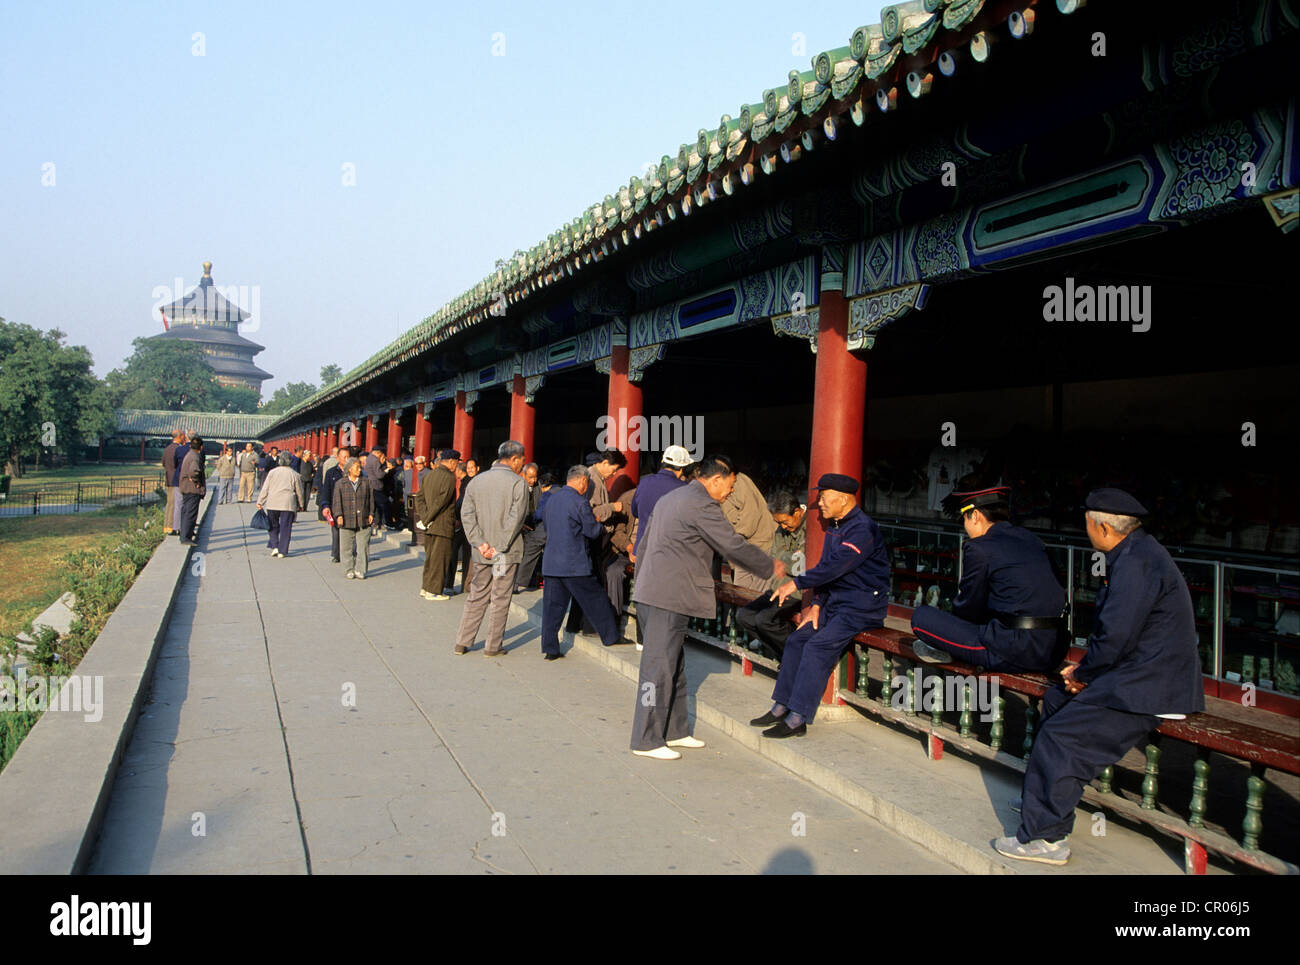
[636,642,644,651]
[420,590,435,600]
[430,593,449,601]
[345,571,356,579]
[355,572,365,580]
[269,549,279,557]
[666,736,705,749]
[632,746,680,760]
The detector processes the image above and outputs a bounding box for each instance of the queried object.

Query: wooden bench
[692,582,1299,876]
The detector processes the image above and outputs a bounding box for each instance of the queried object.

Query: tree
[260,381,318,415]
[212,383,261,414]
[105,338,215,411]
[319,364,343,387]
[0,319,110,474]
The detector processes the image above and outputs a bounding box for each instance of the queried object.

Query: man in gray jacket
[453,440,528,656]
[629,456,785,759]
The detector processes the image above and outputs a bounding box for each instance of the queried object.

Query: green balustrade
[906,665,917,716]
[1141,740,1161,810]
[1098,764,1113,795]
[1189,751,1209,828]
[881,653,894,707]
[959,681,972,738]
[856,644,869,695]
[1243,769,1265,851]
[989,695,1005,752]
[930,671,943,730]
[1022,700,1037,760]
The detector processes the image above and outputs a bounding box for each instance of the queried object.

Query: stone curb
[506,598,1015,875]
[0,490,216,874]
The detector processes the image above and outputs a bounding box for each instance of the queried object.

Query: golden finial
[202,261,213,277]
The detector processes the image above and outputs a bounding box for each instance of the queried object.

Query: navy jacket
[169,444,185,486]
[630,468,686,555]
[541,485,603,577]
[533,488,554,526]
[954,522,1067,669]
[793,506,890,622]
[1072,527,1205,715]
[318,464,346,511]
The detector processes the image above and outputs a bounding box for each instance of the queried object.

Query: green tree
[105,337,215,411]
[0,319,110,474]
[212,383,261,414]
[260,381,318,415]
[319,364,343,387]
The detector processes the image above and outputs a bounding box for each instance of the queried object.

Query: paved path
[88,501,955,874]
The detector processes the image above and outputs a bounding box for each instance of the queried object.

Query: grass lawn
[5,463,166,494]
[0,506,146,643]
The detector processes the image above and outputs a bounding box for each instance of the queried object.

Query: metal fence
[0,475,165,518]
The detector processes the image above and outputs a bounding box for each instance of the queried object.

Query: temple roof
[204,355,274,381]
[153,325,266,353]
[159,261,251,325]
[274,0,1088,423]
[113,409,278,439]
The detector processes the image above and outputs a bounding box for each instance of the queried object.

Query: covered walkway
[87,501,953,874]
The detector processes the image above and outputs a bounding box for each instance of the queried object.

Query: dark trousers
[329,520,340,561]
[406,497,419,544]
[448,529,470,589]
[629,603,691,750]
[517,526,546,589]
[1019,686,1158,843]
[179,492,202,542]
[911,605,1063,673]
[910,606,1000,669]
[773,607,880,721]
[266,509,294,554]
[736,597,801,659]
[373,490,390,529]
[423,533,452,594]
[603,552,631,616]
[541,574,620,655]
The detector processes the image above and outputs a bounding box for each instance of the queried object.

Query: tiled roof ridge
[274,0,1088,426]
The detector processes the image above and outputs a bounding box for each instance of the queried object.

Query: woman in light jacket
[257,452,304,557]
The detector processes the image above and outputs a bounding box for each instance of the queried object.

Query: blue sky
[1,0,885,394]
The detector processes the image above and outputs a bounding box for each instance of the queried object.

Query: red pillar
[413,403,432,463]
[327,425,337,453]
[364,416,379,452]
[607,344,643,486]
[509,375,536,462]
[386,409,401,459]
[453,391,475,461]
[807,287,867,706]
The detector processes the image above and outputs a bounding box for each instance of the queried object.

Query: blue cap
[1086,487,1149,516]
[813,473,859,495]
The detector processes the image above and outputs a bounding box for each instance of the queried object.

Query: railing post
[76,482,81,513]
[1098,764,1114,794]
[959,681,972,738]
[855,643,869,695]
[881,653,894,708]
[1141,738,1161,810]
[990,695,1005,752]
[1189,751,1209,828]
[1022,698,1038,760]
[1242,767,1265,851]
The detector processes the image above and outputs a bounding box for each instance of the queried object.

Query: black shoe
[543,652,564,661]
[762,720,807,739]
[749,710,786,727]
[331,558,340,563]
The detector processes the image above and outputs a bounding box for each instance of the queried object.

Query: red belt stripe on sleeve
[842,542,861,553]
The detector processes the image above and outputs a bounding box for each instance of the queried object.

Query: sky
[0,0,889,396]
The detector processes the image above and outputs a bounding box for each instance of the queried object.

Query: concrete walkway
[88,502,956,874]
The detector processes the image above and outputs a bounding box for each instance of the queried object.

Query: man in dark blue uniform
[910,486,1067,672]
[539,466,622,659]
[995,488,1206,865]
[751,474,891,738]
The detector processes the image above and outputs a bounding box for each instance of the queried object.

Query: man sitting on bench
[994,488,1206,865]
[910,486,1068,673]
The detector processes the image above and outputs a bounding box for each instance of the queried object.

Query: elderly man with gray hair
[453,440,528,656]
[995,487,1205,866]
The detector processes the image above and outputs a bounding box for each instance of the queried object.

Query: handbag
[250,508,270,530]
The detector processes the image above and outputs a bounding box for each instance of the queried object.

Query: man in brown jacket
[415,449,459,600]
[722,468,777,592]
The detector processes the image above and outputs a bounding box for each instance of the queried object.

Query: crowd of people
[160,430,1206,869]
